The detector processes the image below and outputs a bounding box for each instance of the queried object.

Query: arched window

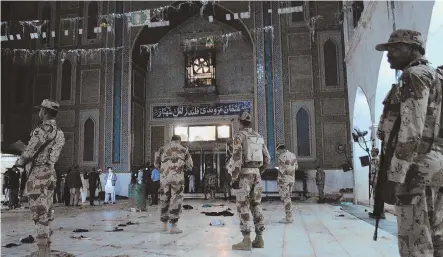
[83,118,95,161]
[61,60,72,101]
[87,1,98,39]
[41,6,51,44]
[324,39,339,87]
[296,108,311,156]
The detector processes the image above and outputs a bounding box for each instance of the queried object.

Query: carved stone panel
[60,1,79,10]
[288,33,311,51]
[80,69,101,104]
[81,50,102,65]
[321,98,346,116]
[57,110,75,128]
[288,55,313,93]
[322,122,347,163]
[59,14,78,46]
[58,132,74,166]
[33,74,52,106]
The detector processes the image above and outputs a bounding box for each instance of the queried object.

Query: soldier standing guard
[155,135,193,234]
[275,144,298,223]
[375,29,443,257]
[315,166,325,203]
[228,111,270,251]
[14,99,65,257]
[368,147,385,219]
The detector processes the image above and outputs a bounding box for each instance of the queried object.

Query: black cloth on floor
[4,243,19,248]
[183,204,194,210]
[20,235,34,243]
[202,210,234,217]
[73,229,89,232]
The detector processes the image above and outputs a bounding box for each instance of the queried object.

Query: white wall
[345,1,439,202]
[263,170,354,195]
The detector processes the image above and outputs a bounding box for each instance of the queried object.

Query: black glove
[231,180,240,190]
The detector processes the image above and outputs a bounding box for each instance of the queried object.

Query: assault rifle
[372,116,401,241]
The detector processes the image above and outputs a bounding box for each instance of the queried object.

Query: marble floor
[1,200,400,257]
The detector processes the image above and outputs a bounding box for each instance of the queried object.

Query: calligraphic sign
[128,10,150,27]
[152,101,252,119]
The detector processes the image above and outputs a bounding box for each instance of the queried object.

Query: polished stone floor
[1,199,400,257]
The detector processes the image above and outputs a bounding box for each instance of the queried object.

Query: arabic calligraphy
[152,101,252,119]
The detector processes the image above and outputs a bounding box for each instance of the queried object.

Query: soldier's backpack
[238,131,265,163]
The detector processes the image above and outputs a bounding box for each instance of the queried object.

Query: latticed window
[296,108,311,156]
[61,60,72,101]
[83,118,94,161]
[41,6,51,44]
[87,1,98,39]
[352,1,364,28]
[291,1,305,22]
[324,39,338,87]
[185,50,216,87]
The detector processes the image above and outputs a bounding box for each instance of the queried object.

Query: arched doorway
[352,86,372,205]
[130,2,254,194]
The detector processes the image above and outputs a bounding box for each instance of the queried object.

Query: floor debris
[20,235,35,243]
[4,243,20,248]
[183,204,194,210]
[70,235,91,240]
[201,210,234,217]
[105,227,124,232]
[72,229,89,233]
[209,219,226,226]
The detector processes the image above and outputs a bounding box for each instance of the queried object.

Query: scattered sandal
[105,227,123,232]
[73,229,89,233]
[70,235,91,240]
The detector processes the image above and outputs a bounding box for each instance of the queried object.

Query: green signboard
[128,10,150,27]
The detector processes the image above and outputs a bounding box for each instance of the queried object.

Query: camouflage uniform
[229,112,270,250]
[15,99,65,256]
[376,30,443,257]
[369,155,380,190]
[222,141,233,200]
[204,173,217,199]
[154,140,193,233]
[315,168,326,201]
[276,148,298,222]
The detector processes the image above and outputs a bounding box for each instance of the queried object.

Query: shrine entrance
[185,151,227,193]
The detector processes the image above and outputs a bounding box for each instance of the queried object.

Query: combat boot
[37,238,50,257]
[279,215,294,224]
[252,233,264,248]
[232,232,252,251]
[162,222,168,232]
[169,223,183,234]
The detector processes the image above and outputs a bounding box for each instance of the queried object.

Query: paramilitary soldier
[275,144,298,223]
[155,135,193,234]
[15,99,65,257]
[375,29,443,257]
[228,111,270,251]
[315,166,326,203]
